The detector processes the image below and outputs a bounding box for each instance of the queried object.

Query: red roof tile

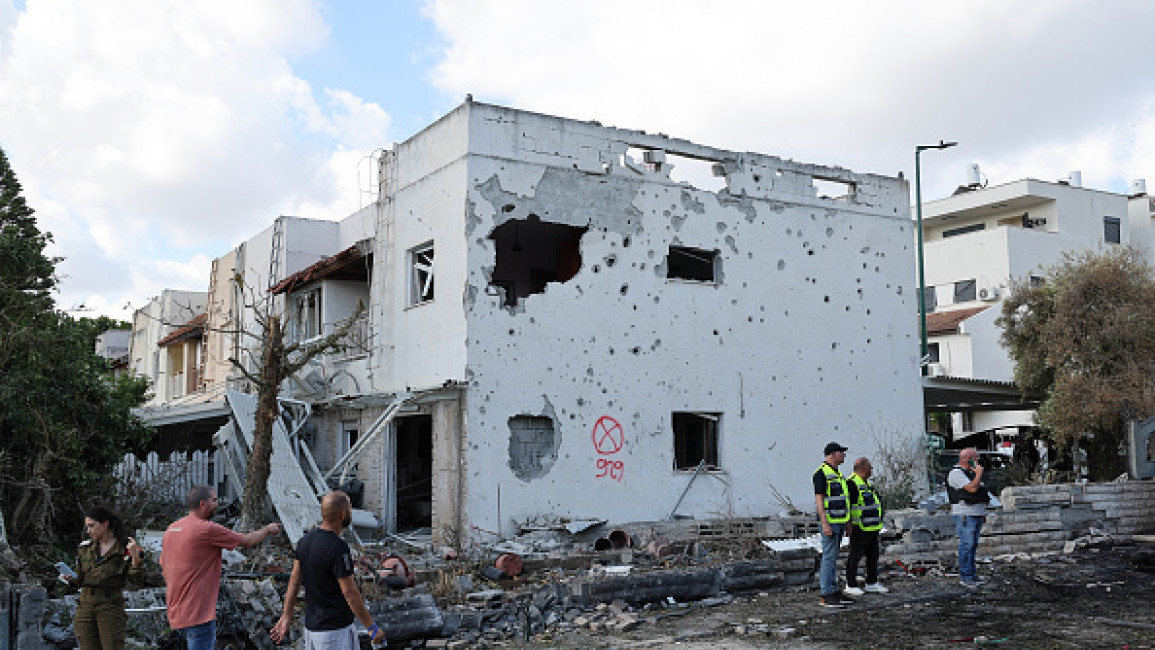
[926,305,990,336]
[268,244,369,295]
[157,313,206,348]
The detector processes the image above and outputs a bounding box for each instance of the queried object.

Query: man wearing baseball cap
[813,442,854,608]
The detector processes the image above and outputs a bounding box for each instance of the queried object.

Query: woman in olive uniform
[61,506,144,650]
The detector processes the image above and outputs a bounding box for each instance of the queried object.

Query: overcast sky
[3,0,1155,321]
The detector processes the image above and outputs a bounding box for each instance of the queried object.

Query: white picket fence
[113,450,224,503]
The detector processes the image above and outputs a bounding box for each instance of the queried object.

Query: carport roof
[923,375,1041,412]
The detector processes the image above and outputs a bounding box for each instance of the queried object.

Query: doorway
[393,415,432,532]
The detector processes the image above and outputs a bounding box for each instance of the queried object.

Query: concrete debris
[28,480,1153,647]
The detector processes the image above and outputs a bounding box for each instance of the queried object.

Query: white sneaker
[843,586,864,596]
[864,582,889,594]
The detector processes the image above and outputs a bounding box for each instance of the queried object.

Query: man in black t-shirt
[270,492,386,648]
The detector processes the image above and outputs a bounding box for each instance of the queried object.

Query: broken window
[673,412,720,471]
[292,288,322,342]
[1104,216,1121,244]
[508,415,558,481]
[667,246,719,283]
[489,216,586,307]
[927,342,941,363]
[409,242,434,305]
[954,279,977,303]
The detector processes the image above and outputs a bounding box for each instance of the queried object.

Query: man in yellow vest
[812,442,854,608]
[843,457,889,596]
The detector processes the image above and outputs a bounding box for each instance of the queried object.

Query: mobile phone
[55,562,77,583]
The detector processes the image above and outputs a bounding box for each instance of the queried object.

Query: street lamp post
[915,140,957,375]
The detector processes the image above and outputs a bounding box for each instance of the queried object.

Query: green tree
[997,247,1155,480]
[0,147,152,547]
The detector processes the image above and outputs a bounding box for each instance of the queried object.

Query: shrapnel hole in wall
[489,216,587,308]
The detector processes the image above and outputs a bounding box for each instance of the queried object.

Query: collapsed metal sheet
[225,390,320,546]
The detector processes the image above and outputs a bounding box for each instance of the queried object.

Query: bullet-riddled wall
[380,102,922,538]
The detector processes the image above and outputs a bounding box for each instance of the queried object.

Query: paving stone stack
[1001,481,1155,536]
[883,480,1155,565]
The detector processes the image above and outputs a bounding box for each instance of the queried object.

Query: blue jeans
[179,619,216,650]
[955,515,984,580]
[819,522,845,595]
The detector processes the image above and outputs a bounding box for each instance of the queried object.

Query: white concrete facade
[127,289,207,406]
[131,102,923,540]
[919,177,1131,437]
[371,102,922,536]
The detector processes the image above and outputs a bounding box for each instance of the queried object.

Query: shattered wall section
[459,103,921,534]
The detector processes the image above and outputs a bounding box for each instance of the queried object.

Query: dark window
[927,342,941,363]
[1104,216,1121,244]
[942,223,985,238]
[667,246,719,282]
[1030,275,1045,287]
[954,279,977,302]
[673,412,720,470]
[921,286,938,312]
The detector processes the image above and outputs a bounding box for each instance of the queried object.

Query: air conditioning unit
[926,363,947,377]
[978,286,1000,301]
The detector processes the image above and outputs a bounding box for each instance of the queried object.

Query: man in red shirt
[160,485,281,650]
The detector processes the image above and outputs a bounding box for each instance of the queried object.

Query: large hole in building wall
[812,176,856,201]
[488,216,587,307]
[508,414,558,481]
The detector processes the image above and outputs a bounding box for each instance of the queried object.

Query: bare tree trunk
[238,315,283,532]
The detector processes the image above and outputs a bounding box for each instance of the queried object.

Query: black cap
[824,442,848,455]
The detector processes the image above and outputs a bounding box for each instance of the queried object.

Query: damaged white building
[133,101,924,543]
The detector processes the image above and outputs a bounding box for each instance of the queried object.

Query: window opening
[293,288,322,341]
[921,286,938,312]
[489,217,587,307]
[1104,216,1121,244]
[667,246,719,282]
[812,177,855,201]
[508,415,558,481]
[943,223,985,238]
[409,243,434,305]
[927,342,941,363]
[338,420,359,460]
[1029,275,1045,287]
[673,412,720,471]
[954,279,977,303]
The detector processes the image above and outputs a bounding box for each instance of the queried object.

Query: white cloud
[0,0,391,317]
[425,0,1155,197]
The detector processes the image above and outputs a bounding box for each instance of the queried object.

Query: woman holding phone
[61,506,145,649]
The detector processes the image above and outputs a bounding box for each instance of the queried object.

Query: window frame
[672,411,721,471]
[291,286,323,343]
[1104,216,1121,244]
[666,245,720,283]
[954,279,977,303]
[409,242,435,306]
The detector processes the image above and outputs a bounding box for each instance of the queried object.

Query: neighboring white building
[134,101,924,542]
[918,172,1134,439]
[127,289,207,406]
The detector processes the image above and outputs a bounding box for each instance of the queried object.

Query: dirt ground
[505,540,1155,650]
